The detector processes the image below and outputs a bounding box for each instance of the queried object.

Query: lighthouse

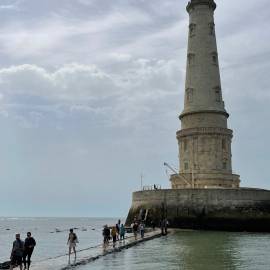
[126,0,270,232]
[170,0,240,189]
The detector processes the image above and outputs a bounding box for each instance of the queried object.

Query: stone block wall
[126,189,270,231]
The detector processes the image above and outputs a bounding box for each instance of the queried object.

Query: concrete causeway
[30,230,162,270]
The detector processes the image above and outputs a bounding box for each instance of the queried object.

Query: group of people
[102,219,148,247]
[9,232,36,270]
[8,219,168,268]
[132,221,145,240]
[103,220,126,247]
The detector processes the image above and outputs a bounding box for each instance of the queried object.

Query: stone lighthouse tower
[126,0,270,232]
[170,0,240,189]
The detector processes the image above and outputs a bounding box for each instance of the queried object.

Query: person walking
[116,219,121,240]
[139,223,145,239]
[10,234,24,270]
[67,229,78,263]
[119,224,125,241]
[23,232,36,270]
[111,226,117,248]
[103,225,110,245]
[132,222,138,240]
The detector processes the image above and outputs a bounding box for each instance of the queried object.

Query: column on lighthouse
[170,0,240,189]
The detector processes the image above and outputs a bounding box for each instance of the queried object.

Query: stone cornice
[179,109,229,120]
[186,0,217,13]
[177,127,233,138]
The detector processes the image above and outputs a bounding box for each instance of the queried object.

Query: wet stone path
[30,230,162,270]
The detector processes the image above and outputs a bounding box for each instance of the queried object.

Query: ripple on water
[78,230,270,270]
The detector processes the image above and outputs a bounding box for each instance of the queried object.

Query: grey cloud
[0,58,182,129]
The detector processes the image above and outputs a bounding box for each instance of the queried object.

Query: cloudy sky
[0,0,269,217]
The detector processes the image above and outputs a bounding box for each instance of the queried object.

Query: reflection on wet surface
[79,230,270,270]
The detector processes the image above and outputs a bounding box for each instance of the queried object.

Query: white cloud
[0,63,118,100]
[0,5,16,9]
[109,53,132,62]
[0,59,183,127]
[0,7,152,61]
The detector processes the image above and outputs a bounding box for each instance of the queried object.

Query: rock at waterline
[0,261,10,269]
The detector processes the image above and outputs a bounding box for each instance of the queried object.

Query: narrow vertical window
[185,162,189,170]
[187,53,195,66]
[209,22,215,36]
[186,88,194,103]
[189,23,196,37]
[223,162,227,170]
[211,52,218,65]
[214,86,221,102]
[222,139,226,151]
[184,140,187,151]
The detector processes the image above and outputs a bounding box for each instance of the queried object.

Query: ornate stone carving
[187,0,217,13]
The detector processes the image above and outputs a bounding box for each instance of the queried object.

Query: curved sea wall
[126,188,270,232]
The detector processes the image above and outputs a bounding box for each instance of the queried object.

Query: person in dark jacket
[23,232,36,270]
[103,225,110,245]
[132,223,139,240]
[10,234,24,270]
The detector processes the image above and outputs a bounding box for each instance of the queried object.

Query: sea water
[1,218,270,270]
[78,230,270,270]
[0,217,118,263]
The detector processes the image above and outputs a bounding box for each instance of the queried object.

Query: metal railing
[142,185,162,191]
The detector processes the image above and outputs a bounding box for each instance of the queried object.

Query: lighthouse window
[184,140,187,151]
[189,23,196,37]
[222,139,226,150]
[188,53,195,65]
[214,87,221,102]
[209,22,215,36]
[186,88,194,103]
[211,52,218,65]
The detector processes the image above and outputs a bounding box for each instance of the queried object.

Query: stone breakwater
[126,188,270,232]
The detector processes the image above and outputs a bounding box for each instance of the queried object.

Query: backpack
[74,233,79,243]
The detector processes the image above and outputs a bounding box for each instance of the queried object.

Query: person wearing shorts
[10,234,24,270]
[67,229,78,263]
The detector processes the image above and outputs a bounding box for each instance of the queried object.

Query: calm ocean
[1,218,270,270]
[0,217,118,263]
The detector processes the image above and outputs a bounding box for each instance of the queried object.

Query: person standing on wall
[23,232,36,270]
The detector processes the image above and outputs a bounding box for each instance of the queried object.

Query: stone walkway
[30,230,162,270]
